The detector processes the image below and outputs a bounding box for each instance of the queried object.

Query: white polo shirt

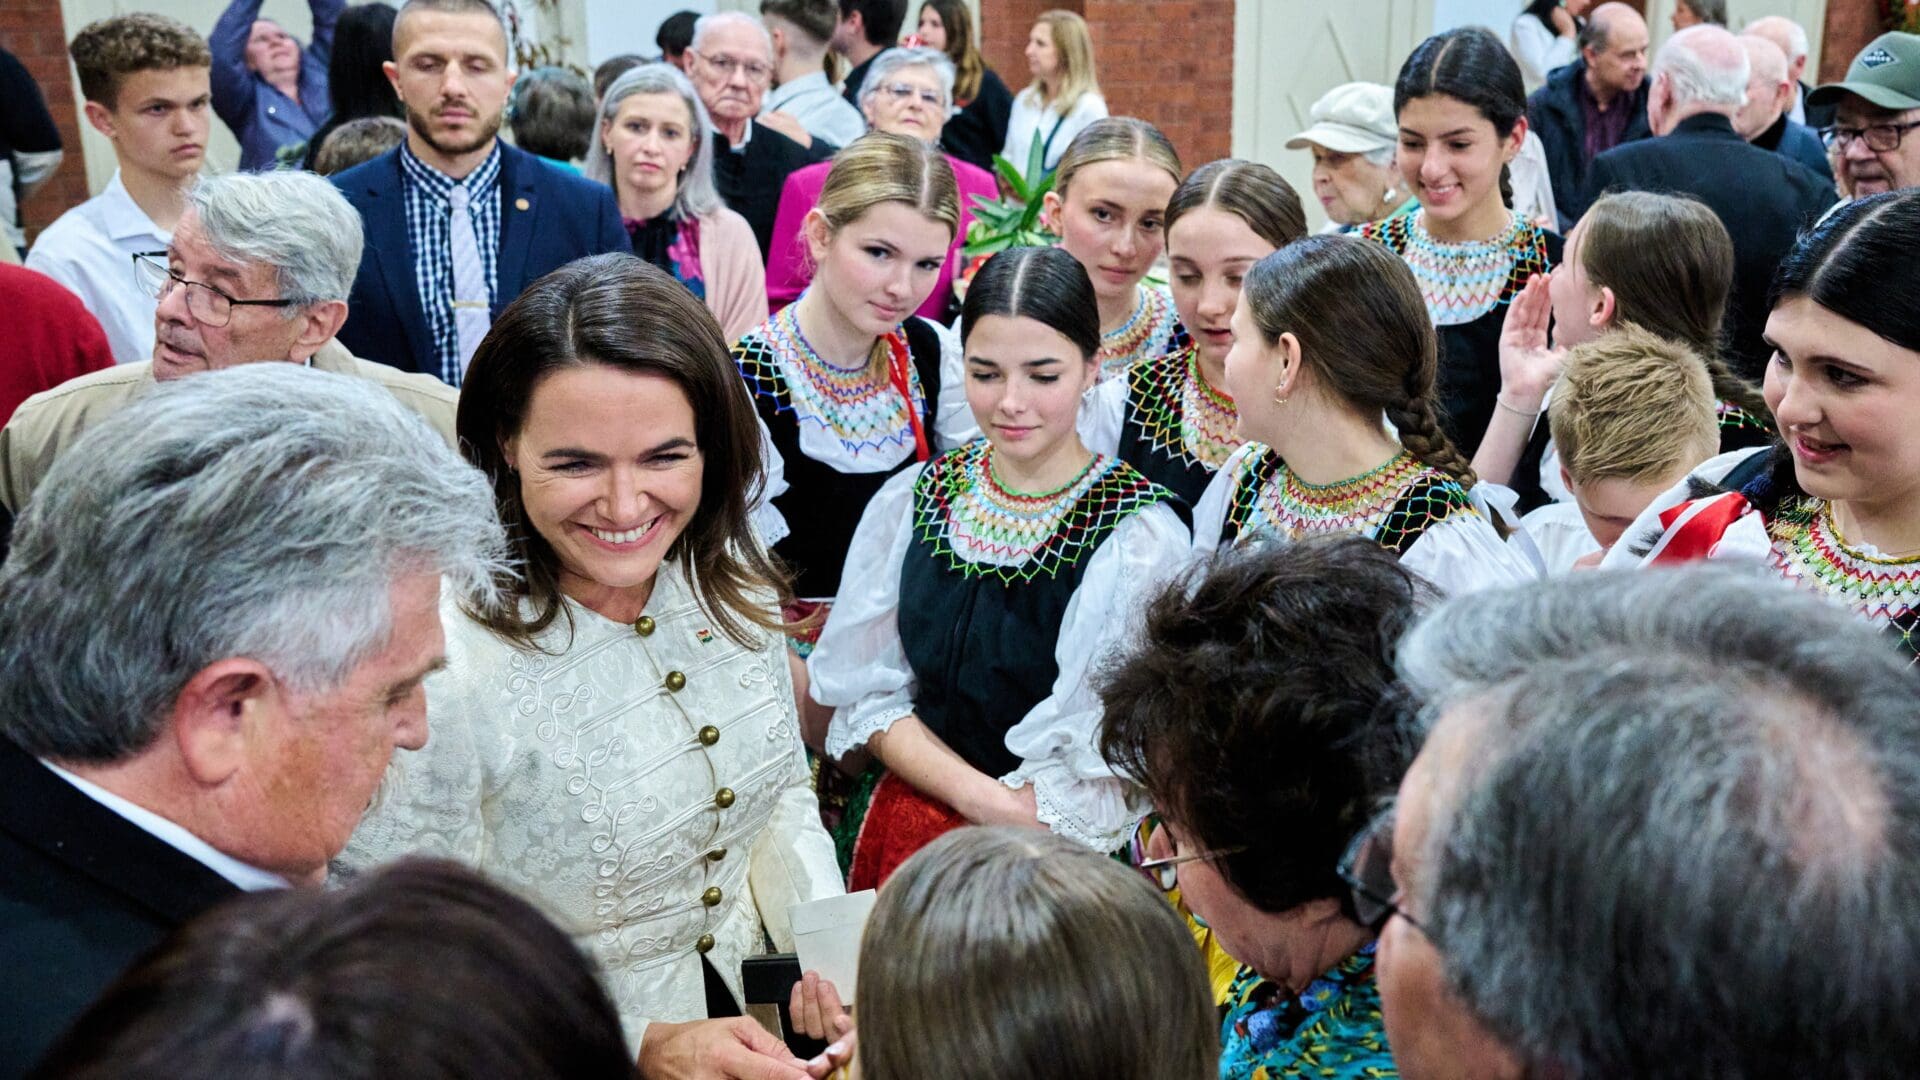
[24,170,172,366]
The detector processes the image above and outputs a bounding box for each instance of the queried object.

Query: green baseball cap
[1809,31,1920,111]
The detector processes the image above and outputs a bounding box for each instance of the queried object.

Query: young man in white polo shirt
[26,14,210,365]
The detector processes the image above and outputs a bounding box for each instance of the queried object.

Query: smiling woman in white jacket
[340,255,841,1073]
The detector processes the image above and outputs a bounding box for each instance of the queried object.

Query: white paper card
[788,890,877,1003]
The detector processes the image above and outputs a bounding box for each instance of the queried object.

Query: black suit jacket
[711,123,834,260]
[0,741,241,1076]
[330,140,629,380]
[1588,113,1837,382]
[1753,112,1834,182]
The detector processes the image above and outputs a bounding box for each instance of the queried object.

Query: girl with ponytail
[1192,235,1541,594]
[732,132,977,605]
[1364,26,1562,461]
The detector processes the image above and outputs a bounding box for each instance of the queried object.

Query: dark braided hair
[1242,234,1480,488]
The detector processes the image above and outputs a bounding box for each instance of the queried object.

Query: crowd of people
[1,0,1919,1077]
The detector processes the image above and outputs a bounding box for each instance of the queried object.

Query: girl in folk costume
[810,246,1190,887]
[1040,118,1185,381]
[1193,235,1541,594]
[732,132,976,607]
[1081,159,1309,506]
[1475,191,1774,510]
[1364,27,1560,459]
[1607,191,1920,664]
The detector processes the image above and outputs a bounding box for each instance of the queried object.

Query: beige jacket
[0,340,459,513]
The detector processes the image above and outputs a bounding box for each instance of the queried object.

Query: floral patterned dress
[1220,944,1396,1079]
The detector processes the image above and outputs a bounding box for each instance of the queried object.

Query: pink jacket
[764,153,999,321]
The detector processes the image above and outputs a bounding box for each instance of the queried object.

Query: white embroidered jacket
[340,561,843,1051]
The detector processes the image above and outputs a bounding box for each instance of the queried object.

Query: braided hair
[1242,234,1479,488]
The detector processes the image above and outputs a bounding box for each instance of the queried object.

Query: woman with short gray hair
[587,62,766,342]
[764,47,999,321]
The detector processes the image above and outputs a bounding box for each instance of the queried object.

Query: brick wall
[1,0,86,242]
[978,0,1233,171]
[1818,0,1880,82]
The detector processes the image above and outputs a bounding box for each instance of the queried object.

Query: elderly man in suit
[690,11,834,258]
[0,363,505,1074]
[1587,24,1835,382]
[331,0,627,385]
[0,169,458,522]
[1734,33,1831,181]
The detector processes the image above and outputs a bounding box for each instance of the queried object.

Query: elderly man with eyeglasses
[1368,565,1920,1079]
[689,11,833,258]
[1810,31,1920,199]
[0,169,456,519]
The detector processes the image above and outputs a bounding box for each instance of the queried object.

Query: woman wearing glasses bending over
[1099,534,1424,1080]
[766,48,998,323]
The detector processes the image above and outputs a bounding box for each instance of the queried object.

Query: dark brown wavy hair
[456,253,790,649]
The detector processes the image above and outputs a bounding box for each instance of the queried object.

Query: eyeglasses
[693,50,771,85]
[1336,809,1422,932]
[1820,120,1920,153]
[878,81,945,109]
[133,253,297,328]
[1137,838,1246,892]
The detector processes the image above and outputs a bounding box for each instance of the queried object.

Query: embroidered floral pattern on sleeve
[1225,445,1479,549]
[1220,944,1397,1080]
[1096,282,1184,381]
[911,441,1174,582]
[1765,497,1920,663]
[1362,212,1552,327]
[1127,337,1242,471]
[732,305,925,458]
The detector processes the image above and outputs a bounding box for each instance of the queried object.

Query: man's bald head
[1649,24,1749,133]
[1746,15,1810,83]
[1579,3,1651,99]
[1734,34,1792,139]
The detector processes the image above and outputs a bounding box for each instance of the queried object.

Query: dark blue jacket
[1589,112,1837,383]
[331,141,629,380]
[210,0,341,171]
[1753,112,1834,182]
[1526,60,1652,231]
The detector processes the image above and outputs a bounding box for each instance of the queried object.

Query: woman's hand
[967,781,1043,829]
[1549,4,1578,36]
[637,1018,811,1080]
[788,971,850,1042]
[1498,273,1566,409]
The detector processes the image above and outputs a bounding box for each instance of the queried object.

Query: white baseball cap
[1285,82,1398,154]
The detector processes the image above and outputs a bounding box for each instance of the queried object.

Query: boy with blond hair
[1522,326,1722,572]
[26,14,210,365]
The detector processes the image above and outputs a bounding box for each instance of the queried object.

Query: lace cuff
[823,698,916,760]
[1002,760,1145,854]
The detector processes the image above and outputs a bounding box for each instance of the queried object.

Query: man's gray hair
[1652,24,1750,110]
[690,10,774,59]
[0,364,509,763]
[1747,14,1810,64]
[587,62,722,219]
[859,46,957,113]
[186,171,365,309]
[1399,566,1920,1076]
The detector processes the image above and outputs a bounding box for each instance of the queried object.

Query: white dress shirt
[24,170,172,366]
[762,70,867,149]
[39,760,288,892]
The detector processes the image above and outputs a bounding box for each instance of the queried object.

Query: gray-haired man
[0,363,506,1074]
[1369,566,1920,1079]
[0,168,458,516]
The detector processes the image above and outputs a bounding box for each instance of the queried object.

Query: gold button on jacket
[702,886,724,906]
[664,670,686,692]
[632,615,655,636]
[696,933,716,954]
[698,725,721,746]
[714,787,736,809]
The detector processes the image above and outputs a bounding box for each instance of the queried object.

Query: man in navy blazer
[1589,25,1836,384]
[331,0,626,384]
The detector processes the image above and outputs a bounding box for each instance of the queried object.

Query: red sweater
[0,263,114,427]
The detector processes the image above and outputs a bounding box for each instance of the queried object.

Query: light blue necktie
[447,183,490,376]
